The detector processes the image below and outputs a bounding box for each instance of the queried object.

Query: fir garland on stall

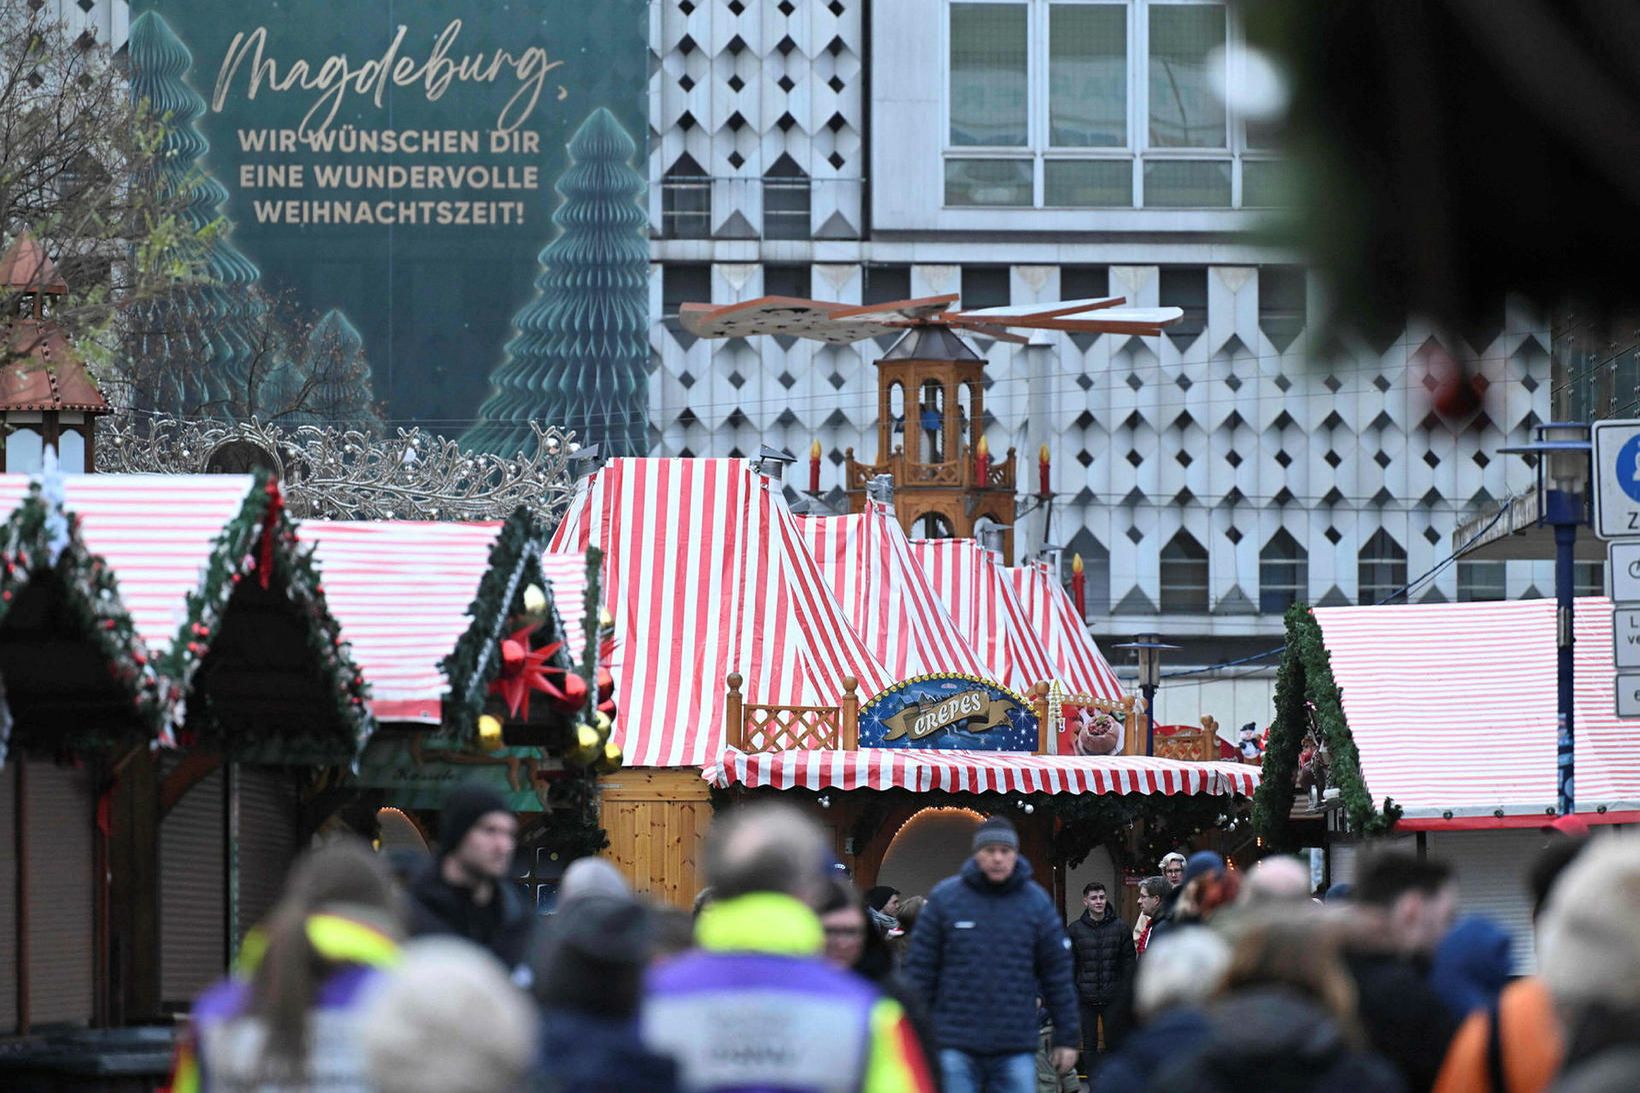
[161,473,373,760]
[0,485,169,762]
[1252,604,1401,850]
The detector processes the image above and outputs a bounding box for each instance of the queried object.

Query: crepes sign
[859,676,1037,751]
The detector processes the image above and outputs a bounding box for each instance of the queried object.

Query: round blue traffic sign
[1620,434,1640,503]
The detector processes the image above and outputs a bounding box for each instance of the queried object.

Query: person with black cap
[406,783,534,974]
[903,815,1079,1093]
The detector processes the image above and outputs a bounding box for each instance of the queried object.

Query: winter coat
[535,1008,678,1093]
[1429,916,1513,1018]
[1149,987,1407,1093]
[1095,1006,1211,1093]
[903,856,1079,1055]
[1066,905,1135,1006]
[1346,949,1460,1093]
[1432,977,1561,1093]
[406,859,534,972]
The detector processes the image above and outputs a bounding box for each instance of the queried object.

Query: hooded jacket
[903,856,1079,1055]
[1066,903,1135,1006]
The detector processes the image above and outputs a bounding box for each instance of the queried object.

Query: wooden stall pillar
[840,676,859,750]
[725,673,744,750]
[1032,682,1052,754]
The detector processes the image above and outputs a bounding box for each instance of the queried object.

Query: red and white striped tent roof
[0,473,255,654]
[1314,599,1640,826]
[300,519,591,724]
[709,747,1258,797]
[1007,560,1124,698]
[797,503,992,682]
[910,538,1121,697]
[550,459,890,767]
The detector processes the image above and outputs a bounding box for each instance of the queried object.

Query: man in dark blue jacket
[904,815,1079,1093]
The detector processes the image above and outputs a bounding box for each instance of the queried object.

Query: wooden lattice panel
[742,705,842,752]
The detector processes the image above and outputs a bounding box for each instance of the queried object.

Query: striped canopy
[710,747,1259,797]
[0,473,255,653]
[551,459,890,767]
[300,519,591,724]
[797,503,992,681]
[1007,560,1124,698]
[910,538,1076,695]
[1314,599,1640,823]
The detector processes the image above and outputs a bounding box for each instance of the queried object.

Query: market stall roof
[550,458,891,768]
[797,502,992,682]
[1312,599,1640,826]
[907,538,1063,694]
[297,520,591,724]
[708,747,1259,797]
[0,473,255,651]
[1006,560,1123,699]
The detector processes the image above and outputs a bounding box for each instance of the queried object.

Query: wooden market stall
[1256,600,1640,971]
[551,456,1255,907]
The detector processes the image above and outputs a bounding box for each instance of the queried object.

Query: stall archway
[875,806,985,898]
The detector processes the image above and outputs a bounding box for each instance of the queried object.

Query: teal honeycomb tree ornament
[127,12,267,417]
[464,108,650,458]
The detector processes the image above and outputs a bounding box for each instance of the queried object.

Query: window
[1259,529,1306,614]
[962,266,1011,310]
[1574,561,1604,597]
[1358,529,1408,605]
[864,265,912,304]
[764,265,811,301]
[661,154,710,239]
[1064,529,1111,616]
[1159,267,1206,346]
[944,1,1273,209]
[1160,530,1209,614]
[1060,265,1109,302]
[662,264,710,344]
[2,425,43,473]
[1456,560,1507,603]
[919,512,958,538]
[1259,266,1306,352]
[763,154,811,240]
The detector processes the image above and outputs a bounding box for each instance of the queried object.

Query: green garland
[0,486,169,761]
[440,508,563,736]
[439,508,608,856]
[161,473,373,762]
[1252,604,1401,849]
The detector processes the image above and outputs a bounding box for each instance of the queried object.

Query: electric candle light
[1039,443,1051,495]
[809,438,821,493]
[1071,552,1086,617]
[975,436,990,485]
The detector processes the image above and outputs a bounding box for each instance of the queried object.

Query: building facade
[70,0,1556,709]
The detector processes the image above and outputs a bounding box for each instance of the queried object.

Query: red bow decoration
[488,626,589,719]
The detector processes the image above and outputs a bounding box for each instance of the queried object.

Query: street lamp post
[1502,422,1591,816]
[1113,636,1178,756]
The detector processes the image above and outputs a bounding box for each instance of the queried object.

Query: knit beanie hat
[438,784,511,859]
[864,886,898,912]
[559,856,631,907]
[534,896,651,1018]
[972,815,1020,852]
[1183,850,1226,885]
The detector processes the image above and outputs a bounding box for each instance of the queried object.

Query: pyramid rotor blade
[952,296,1127,321]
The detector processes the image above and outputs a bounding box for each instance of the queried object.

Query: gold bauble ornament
[594,709,613,741]
[599,608,615,631]
[567,721,601,766]
[595,741,623,774]
[522,584,548,615]
[477,713,504,752]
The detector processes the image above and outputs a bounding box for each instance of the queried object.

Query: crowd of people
[165,781,1640,1092]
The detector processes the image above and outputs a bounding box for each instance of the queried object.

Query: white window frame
[940,0,1273,210]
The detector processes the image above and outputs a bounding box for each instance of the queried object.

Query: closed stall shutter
[234,765,299,944]
[25,761,95,1027]
[1428,830,1543,973]
[0,764,17,1033]
[160,764,225,1008]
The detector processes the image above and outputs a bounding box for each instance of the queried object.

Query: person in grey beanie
[903,815,1079,1093]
